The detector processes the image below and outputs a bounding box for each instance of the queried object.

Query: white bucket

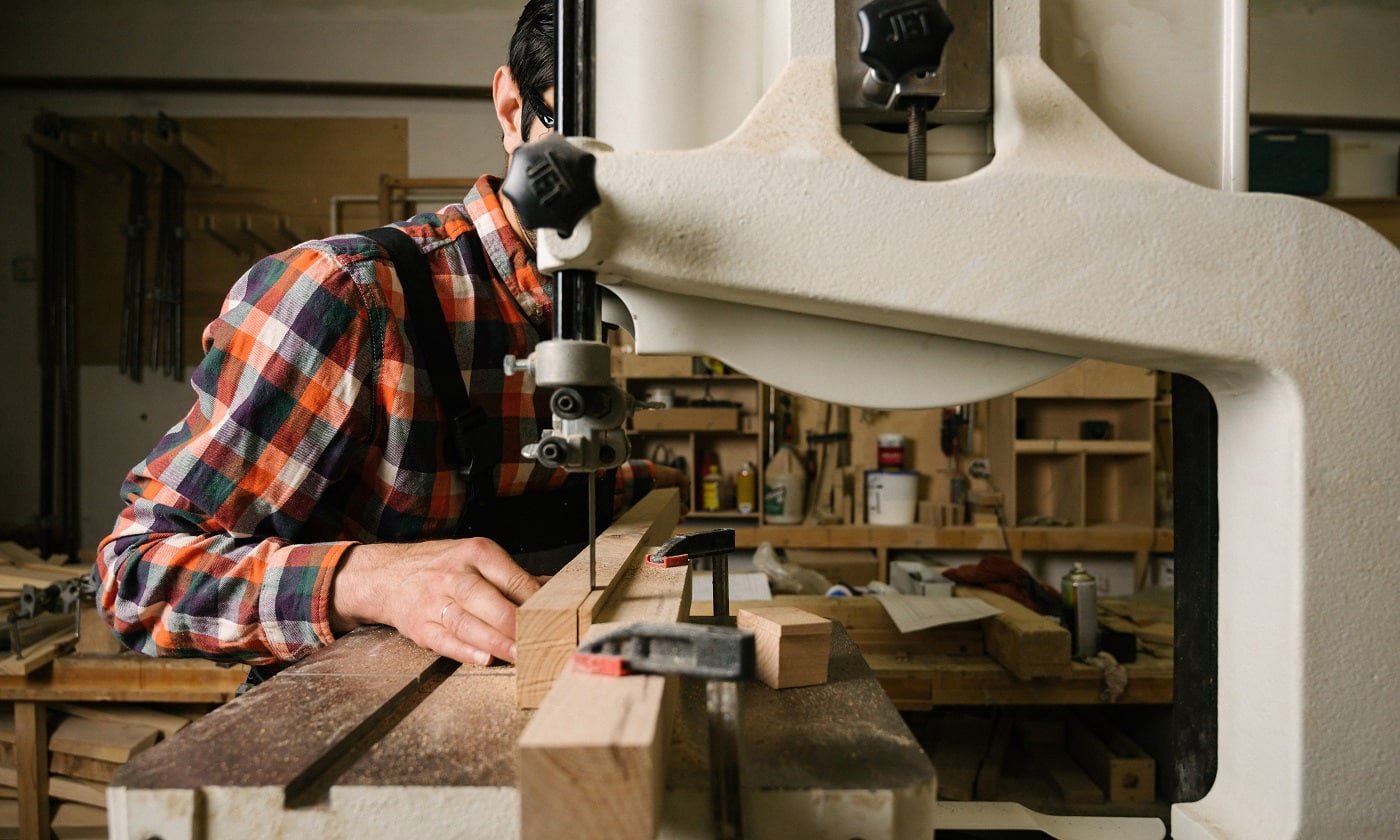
[866,471,919,526]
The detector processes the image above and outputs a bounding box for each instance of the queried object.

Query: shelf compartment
[1084,454,1154,528]
[1015,399,1153,442]
[632,407,740,432]
[1015,453,1084,527]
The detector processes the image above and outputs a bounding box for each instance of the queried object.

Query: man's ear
[493,65,527,156]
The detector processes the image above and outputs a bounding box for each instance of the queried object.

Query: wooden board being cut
[515,489,680,708]
[955,587,1070,680]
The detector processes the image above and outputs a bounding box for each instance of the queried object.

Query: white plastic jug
[764,446,806,524]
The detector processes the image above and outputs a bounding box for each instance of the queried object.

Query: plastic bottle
[736,462,757,514]
[763,445,806,524]
[702,464,723,512]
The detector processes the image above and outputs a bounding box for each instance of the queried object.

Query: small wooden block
[737,606,833,689]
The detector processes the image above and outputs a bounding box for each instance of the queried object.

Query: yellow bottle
[736,462,756,514]
[702,465,723,512]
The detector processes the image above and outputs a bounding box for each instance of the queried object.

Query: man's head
[494,0,556,158]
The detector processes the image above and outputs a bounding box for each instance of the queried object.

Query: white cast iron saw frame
[539,1,1400,837]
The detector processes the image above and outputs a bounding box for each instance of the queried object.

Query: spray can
[1060,563,1098,658]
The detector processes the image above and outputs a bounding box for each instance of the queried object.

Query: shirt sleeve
[95,246,375,665]
[611,459,689,516]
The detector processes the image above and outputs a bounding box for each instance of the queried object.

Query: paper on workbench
[691,571,773,603]
[874,594,1001,633]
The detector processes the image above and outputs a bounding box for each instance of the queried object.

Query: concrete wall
[0,0,520,548]
[1251,0,1400,195]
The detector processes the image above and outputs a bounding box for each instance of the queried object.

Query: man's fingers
[418,622,491,666]
[441,606,517,663]
[451,574,520,639]
[466,539,542,606]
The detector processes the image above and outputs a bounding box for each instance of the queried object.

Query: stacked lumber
[925,708,1157,809]
[1099,587,1174,659]
[0,701,205,838]
[0,542,92,674]
[953,586,1071,679]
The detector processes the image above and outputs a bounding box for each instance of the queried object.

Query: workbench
[0,652,246,840]
[110,624,936,839]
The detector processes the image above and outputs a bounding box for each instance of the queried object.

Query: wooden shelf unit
[990,361,1158,530]
[616,352,768,520]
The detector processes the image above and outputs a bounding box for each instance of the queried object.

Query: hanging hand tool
[150,113,188,379]
[572,622,755,839]
[857,0,955,181]
[118,117,148,382]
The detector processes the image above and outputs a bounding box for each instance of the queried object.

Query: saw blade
[588,476,597,591]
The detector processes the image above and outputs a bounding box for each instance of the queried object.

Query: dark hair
[509,0,556,141]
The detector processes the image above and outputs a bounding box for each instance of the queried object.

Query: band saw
[109,1,1399,838]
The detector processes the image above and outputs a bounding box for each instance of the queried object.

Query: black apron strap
[359,226,496,507]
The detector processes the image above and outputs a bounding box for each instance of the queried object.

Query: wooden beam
[517,518,693,840]
[50,717,159,764]
[514,489,680,708]
[954,587,1071,680]
[1066,712,1155,803]
[517,661,673,840]
[14,702,48,840]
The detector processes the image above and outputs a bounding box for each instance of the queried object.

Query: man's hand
[329,538,540,665]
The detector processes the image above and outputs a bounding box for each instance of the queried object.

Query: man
[95,0,683,671]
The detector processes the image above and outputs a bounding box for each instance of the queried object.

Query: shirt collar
[464,175,552,332]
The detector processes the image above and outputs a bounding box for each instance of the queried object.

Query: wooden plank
[53,704,187,740]
[50,802,106,839]
[930,713,991,801]
[0,654,248,703]
[1027,745,1105,804]
[954,587,1070,680]
[49,718,158,764]
[515,489,680,708]
[518,662,672,840]
[590,561,691,628]
[974,713,1014,799]
[0,631,78,677]
[52,776,105,810]
[864,653,1172,707]
[697,595,984,657]
[0,766,104,808]
[631,406,739,432]
[74,609,123,656]
[47,755,117,785]
[1066,713,1156,803]
[14,702,47,840]
[0,800,16,840]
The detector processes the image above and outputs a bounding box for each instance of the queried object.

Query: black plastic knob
[857,0,955,82]
[501,134,601,238]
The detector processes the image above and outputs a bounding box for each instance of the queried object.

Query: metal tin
[1061,563,1098,658]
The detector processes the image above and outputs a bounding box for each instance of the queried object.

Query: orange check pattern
[95,175,674,665]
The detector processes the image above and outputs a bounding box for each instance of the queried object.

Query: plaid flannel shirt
[96,175,668,665]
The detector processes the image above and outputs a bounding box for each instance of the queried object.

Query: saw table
[109,491,937,839]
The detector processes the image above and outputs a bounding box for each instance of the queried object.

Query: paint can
[1061,562,1098,658]
[866,470,918,525]
[877,433,906,470]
